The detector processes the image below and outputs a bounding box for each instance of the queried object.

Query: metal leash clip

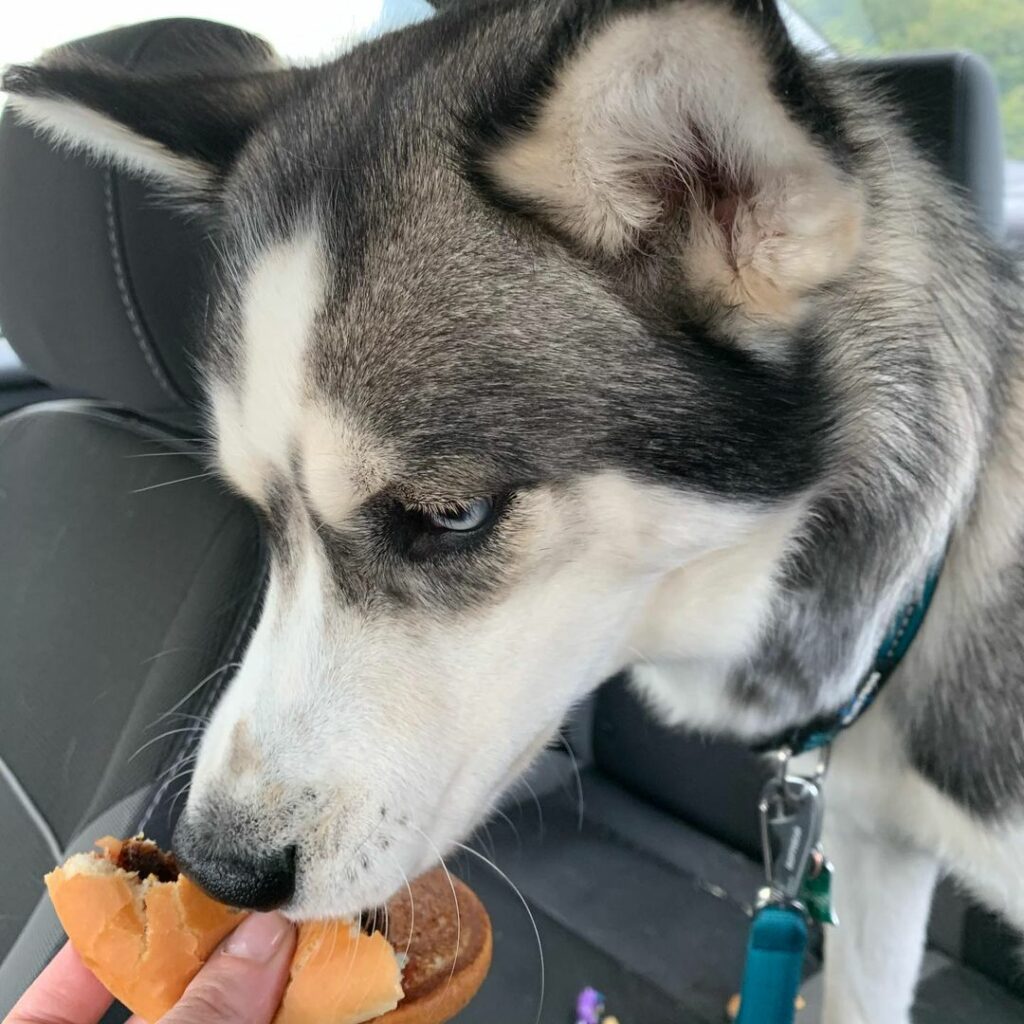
[757,754,824,909]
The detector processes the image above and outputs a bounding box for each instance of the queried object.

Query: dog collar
[755,555,945,757]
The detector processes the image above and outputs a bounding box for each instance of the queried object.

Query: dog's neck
[627,67,1024,808]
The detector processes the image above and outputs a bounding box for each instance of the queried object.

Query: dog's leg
[822,817,939,1024]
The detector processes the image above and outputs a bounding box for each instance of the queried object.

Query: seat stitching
[98,17,192,409]
[102,170,183,406]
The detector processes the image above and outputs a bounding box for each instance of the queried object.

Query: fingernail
[222,912,292,962]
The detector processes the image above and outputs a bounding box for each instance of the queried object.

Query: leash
[735,558,944,1024]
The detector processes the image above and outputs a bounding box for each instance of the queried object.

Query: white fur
[631,503,799,661]
[822,817,940,1024]
[818,700,1024,1024]
[627,499,810,733]
[187,464,793,918]
[212,229,326,503]
[6,94,213,190]
[299,407,398,525]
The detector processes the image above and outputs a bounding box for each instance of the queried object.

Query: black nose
[172,818,297,911]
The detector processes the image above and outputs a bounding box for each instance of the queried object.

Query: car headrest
[853,52,1005,238]
[0,19,269,426]
[0,26,1007,423]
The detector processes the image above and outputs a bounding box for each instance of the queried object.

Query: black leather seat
[0,17,1018,1023]
[0,20,269,1022]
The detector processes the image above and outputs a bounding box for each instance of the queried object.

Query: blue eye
[424,497,494,532]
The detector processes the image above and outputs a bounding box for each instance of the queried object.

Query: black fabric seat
[0,14,1018,1024]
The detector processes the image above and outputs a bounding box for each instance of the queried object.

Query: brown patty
[381,868,491,1004]
[113,837,180,883]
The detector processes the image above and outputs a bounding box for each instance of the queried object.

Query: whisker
[142,646,200,665]
[151,662,240,726]
[155,753,197,782]
[383,846,416,964]
[153,712,210,728]
[331,920,354,1007]
[624,643,657,670]
[478,821,498,864]
[408,825,462,996]
[131,471,216,494]
[306,918,340,990]
[355,904,380,1013]
[338,912,361,1009]
[489,807,523,857]
[307,917,329,966]
[128,727,197,762]
[125,451,203,459]
[345,819,384,869]
[137,436,206,446]
[310,922,344,1017]
[169,780,193,818]
[558,734,585,832]
[453,840,545,1024]
[521,779,545,841]
[158,765,195,792]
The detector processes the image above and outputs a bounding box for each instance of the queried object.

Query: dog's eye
[423,497,494,532]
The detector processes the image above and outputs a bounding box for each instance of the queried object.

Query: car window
[1,0,397,65]
[786,0,1024,237]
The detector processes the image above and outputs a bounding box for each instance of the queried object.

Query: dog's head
[4,0,867,916]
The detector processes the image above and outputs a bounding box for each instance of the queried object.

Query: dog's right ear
[1,44,294,198]
[482,0,864,331]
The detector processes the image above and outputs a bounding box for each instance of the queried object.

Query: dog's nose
[172,818,297,911]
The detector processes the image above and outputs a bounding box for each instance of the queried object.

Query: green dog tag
[800,858,839,927]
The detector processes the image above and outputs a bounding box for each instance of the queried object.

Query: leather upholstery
[0,402,263,1018]
[0,20,265,426]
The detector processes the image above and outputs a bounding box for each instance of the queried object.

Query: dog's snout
[172,818,297,911]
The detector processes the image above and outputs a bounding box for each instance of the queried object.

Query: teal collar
[756,557,945,757]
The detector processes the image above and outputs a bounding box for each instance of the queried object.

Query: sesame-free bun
[45,837,246,1023]
[45,838,490,1024]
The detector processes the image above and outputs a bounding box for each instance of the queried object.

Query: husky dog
[4,1,1023,1020]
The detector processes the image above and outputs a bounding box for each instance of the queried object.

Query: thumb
[135,912,295,1024]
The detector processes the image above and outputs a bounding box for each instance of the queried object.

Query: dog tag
[799,854,838,927]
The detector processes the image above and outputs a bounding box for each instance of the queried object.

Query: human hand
[4,912,295,1024]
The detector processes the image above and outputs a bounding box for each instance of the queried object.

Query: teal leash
[735,907,809,1024]
[736,757,827,1024]
[735,557,945,1024]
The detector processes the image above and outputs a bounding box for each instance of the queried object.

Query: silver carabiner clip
[758,773,824,906]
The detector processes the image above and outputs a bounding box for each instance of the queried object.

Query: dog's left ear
[2,39,295,200]
[484,0,864,326]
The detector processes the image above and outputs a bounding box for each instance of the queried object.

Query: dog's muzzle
[172,815,297,911]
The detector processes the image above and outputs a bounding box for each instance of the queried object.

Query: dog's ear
[1,41,294,198]
[484,0,864,326]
